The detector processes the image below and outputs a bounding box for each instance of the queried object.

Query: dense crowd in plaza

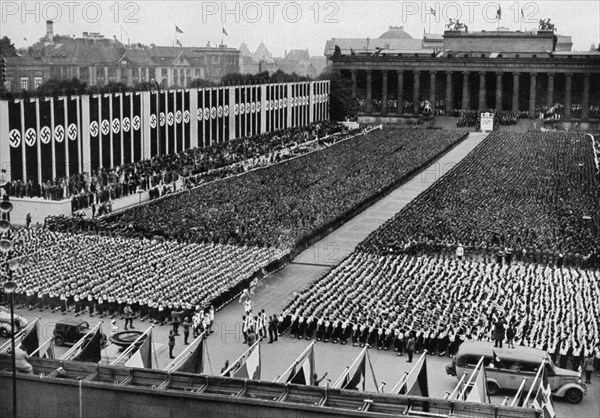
[281,253,600,367]
[357,130,600,267]
[1,228,284,318]
[53,128,466,249]
[8,122,344,210]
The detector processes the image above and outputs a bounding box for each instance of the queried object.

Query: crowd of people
[454,110,528,127]
[8,122,345,209]
[282,252,600,368]
[358,131,600,267]
[1,228,284,319]
[48,128,465,249]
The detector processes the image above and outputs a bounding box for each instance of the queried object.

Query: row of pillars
[350,69,592,119]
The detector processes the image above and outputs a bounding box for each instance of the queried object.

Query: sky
[1,1,599,56]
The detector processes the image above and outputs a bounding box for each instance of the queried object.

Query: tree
[318,67,354,121]
[0,36,17,57]
[36,78,88,97]
[189,78,217,88]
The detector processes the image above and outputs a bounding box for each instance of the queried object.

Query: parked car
[53,319,106,347]
[446,341,587,403]
[0,307,28,338]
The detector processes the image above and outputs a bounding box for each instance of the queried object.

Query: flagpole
[274,340,315,383]
[164,331,206,371]
[60,321,103,361]
[333,346,368,388]
[459,356,484,400]
[391,351,426,393]
[510,377,528,406]
[110,326,154,365]
[29,337,54,357]
[448,372,468,400]
[523,359,545,406]
[221,338,261,376]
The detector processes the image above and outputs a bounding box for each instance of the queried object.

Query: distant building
[2,20,240,92]
[327,25,600,121]
[238,43,326,77]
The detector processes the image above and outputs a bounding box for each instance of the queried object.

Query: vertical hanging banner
[38,99,53,182]
[234,86,240,139]
[176,90,185,152]
[100,95,111,169]
[111,94,122,167]
[53,98,67,179]
[158,91,167,156]
[24,99,39,183]
[122,93,132,164]
[167,91,175,155]
[239,86,245,139]
[67,96,80,174]
[132,93,142,162]
[256,85,262,134]
[150,92,158,157]
[211,88,218,144]
[222,88,229,143]
[183,90,191,150]
[197,89,205,149]
[204,89,212,147]
[89,95,101,172]
[217,88,224,143]
[8,101,23,181]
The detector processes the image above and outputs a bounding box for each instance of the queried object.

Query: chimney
[46,20,54,43]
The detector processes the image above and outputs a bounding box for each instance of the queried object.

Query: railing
[0,355,539,418]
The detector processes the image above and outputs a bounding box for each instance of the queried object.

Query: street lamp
[3,280,17,418]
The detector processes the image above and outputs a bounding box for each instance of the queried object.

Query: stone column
[429,71,436,109]
[478,72,486,111]
[512,73,520,113]
[529,73,537,118]
[462,71,470,110]
[546,73,554,108]
[351,70,357,98]
[445,71,453,113]
[495,72,503,111]
[366,70,373,113]
[413,70,420,115]
[381,70,388,115]
[564,73,572,119]
[397,70,404,114]
[582,73,590,120]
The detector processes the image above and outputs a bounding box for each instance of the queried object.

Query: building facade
[328,27,600,121]
[2,21,240,93]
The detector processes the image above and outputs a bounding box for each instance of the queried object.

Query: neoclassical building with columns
[326,27,600,123]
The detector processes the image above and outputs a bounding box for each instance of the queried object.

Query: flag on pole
[125,330,154,369]
[466,359,489,403]
[34,338,55,359]
[222,27,229,36]
[396,353,429,397]
[521,8,525,19]
[430,8,436,16]
[224,341,261,380]
[170,335,205,374]
[72,330,102,363]
[175,25,184,34]
[333,347,371,391]
[176,39,183,47]
[497,6,502,19]
[531,364,556,418]
[20,321,40,355]
[276,342,315,385]
[492,351,503,368]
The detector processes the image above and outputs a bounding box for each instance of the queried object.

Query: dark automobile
[53,319,107,347]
